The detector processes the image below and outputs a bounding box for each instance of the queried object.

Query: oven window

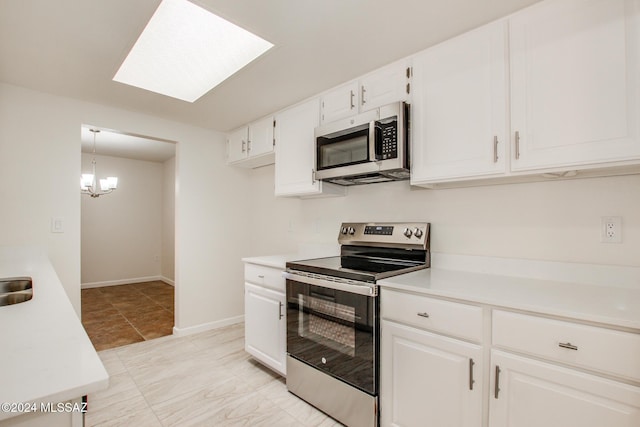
[287,280,378,395]
[301,294,356,357]
[317,126,370,170]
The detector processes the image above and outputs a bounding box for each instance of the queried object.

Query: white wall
[248,165,640,268]
[81,153,164,286]
[0,83,252,330]
[162,157,175,283]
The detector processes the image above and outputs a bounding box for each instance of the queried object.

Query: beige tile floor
[87,323,343,426]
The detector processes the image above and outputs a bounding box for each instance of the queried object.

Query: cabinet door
[359,60,410,112]
[490,350,640,427]
[381,320,483,427]
[411,21,508,184]
[320,81,359,124]
[248,116,274,158]
[510,0,640,171]
[244,282,286,376]
[227,127,248,163]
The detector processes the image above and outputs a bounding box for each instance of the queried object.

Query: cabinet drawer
[244,263,285,292]
[493,310,640,382]
[381,289,483,342]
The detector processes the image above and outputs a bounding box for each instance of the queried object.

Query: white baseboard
[172,315,244,337]
[81,275,174,289]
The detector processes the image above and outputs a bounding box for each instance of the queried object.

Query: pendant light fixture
[81,129,118,198]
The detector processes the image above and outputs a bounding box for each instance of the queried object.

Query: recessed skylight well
[113,0,273,102]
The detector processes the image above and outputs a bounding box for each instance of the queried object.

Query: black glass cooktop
[286,245,428,283]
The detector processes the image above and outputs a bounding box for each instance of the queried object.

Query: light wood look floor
[87,323,343,426]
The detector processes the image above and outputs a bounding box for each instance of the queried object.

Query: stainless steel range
[284,222,430,427]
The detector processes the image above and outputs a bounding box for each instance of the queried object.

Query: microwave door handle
[368,120,377,162]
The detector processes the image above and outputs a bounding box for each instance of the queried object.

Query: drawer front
[381,288,483,342]
[493,310,640,382]
[244,263,285,292]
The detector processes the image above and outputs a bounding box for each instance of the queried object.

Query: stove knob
[348,227,356,235]
[403,228,413,238]
[341,226,348,235]
[414,228,424,238]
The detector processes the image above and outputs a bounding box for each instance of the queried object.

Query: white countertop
[378,265,640,331]
[242,244,340,270]
[0,247,108,421]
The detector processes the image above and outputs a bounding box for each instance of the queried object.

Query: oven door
[284,271,378,395]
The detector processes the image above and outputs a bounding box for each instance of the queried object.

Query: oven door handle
[283,271,377,297]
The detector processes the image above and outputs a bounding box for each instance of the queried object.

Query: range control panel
[338,222,430,250]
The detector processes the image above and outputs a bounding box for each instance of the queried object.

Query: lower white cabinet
[244,264,286,376]
[490,350,640,427]
[381,320,483,427]
[380,288,640,427]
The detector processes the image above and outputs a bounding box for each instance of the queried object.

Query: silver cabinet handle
[311,169,316,184]
[242,140,246,153]
[257,275,264,279]
[279,301,284,320]
[417,312,430,318]
[361,85,366,105]
[493,136,499,163]
[494,365,501,399]
[515,131,521,160]
[247,139,252,153]
[559,342,578,351]
[469,358,475,390]
[350,90,355,109]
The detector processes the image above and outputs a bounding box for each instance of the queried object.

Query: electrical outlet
[601,216,622,243]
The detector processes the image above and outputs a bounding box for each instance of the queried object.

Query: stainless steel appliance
[314,102,410,186]
[284,222,430,427]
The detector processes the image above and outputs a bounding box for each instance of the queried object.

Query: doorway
[79,125,177,351]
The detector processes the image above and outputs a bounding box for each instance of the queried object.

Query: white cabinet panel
[510,0,640,171]
[411,21,508,184]
[227,117,275,167]
[359,60,410,112]
[248,116,274,158]
[493,310,640,381]
[320,81,359,124]
[275,99,345,197]
[227,126,248,164]
[244,282,286,376]
[381,320,483,427]
[490,350,640,427]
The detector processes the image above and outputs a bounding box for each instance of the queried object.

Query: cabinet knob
[417,312,429,318]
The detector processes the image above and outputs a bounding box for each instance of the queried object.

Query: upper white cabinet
[510,0,640,171]
[411,21,508,184]
[359,60,411,112]
[412,0,640,186]
[320,59,411,124]
[320,81,359,124]
[274,98,345,197]
[226,116,275,168]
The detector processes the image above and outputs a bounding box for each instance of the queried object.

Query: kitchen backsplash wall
[249,164,640,268]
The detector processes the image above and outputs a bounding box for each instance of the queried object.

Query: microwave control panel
[377,118,398,160]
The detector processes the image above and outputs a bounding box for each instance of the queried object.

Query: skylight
[113,0,273,102]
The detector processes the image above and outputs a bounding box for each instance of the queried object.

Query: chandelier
[81,129,118,198]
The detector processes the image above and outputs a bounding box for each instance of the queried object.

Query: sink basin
[0,277,33,306]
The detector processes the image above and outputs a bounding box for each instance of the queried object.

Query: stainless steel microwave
[314,102,409,186]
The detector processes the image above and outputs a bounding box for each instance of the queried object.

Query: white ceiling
[81,126,176,163]
[0,0,541,134]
